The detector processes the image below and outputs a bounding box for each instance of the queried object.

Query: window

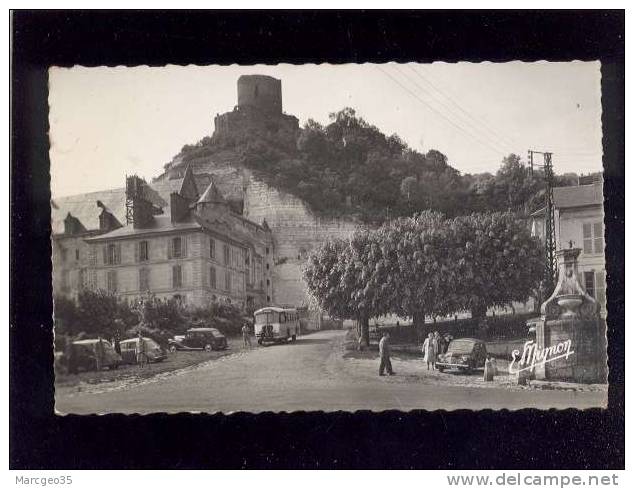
[209,238,215,259]
[584,270,606,311]
[75,249,80,261]
[138,240,149,262]
[223,244,230,265]
[172,237,183,259]
[583,222,604,255]
[105,243,121,265]
[584,271,595,298]
[172,265,183,289]
[266,263,269,270]
[107,270,118,293]
[225,270,231,291]
[209,266,216,289]
[60,248,67,262]
[266,247,270,255]
[139,268,150,292]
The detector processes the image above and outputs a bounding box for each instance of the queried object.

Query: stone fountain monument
[527,247,607,383]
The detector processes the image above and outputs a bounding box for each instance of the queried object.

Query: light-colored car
[119,337,167,364]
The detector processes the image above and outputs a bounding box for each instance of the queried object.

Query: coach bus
[253,306,300,345]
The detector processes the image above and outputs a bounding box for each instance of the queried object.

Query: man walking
[379,331,394,376]
[242,321,252,348]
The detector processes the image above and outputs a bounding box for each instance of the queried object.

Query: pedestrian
[435,331,446,355]
[242,321,252,348]
[95,336,105,371]
[422,332,437,370]
[378,332,394,376]
[136,331,147,367]
[113,328,121,355]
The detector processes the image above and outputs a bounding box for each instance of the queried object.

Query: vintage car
[168,327,228,352]
[436,338,487,373]
[66,339,122,374]
[119,337,167,364]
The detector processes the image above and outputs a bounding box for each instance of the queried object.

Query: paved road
[56,330,605,414]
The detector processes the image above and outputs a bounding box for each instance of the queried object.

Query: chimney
[170,192,191,223]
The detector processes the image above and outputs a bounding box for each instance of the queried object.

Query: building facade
[531,180,606,316]
[52,167,273,311]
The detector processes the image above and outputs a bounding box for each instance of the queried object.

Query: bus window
[255,313,269,325]
[280,312,286,323]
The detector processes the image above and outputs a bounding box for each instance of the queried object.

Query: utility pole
[528,150,557,290]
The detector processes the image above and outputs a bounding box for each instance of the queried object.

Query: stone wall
[243,173,358,307]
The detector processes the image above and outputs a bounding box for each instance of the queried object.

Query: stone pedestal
[526,248,607,384]
[528,316,607,383]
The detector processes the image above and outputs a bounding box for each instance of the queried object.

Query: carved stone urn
[541,247,599,321]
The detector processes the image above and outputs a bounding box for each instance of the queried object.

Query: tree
[374,211,449,329]
[304,231,383,346]
[445,212,545,319]
[73,289,138,338]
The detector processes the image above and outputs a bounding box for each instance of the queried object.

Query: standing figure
[136,331,147,367]
[378,332,394,376]
[422,332,437,370]
[434,331,446,355]
[242,321,252,348]
[95,337,105,371]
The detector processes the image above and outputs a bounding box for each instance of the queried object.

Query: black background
[10,10,625,469]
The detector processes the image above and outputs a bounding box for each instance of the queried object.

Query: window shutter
[171,266,176,288]
[182,265,186,287]
[116,244,122,264]
[167,239,172,259]
[183,236,188,258]
[102,245,108,265]
[135,242,140,263]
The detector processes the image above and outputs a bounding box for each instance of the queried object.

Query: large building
[52,167,273,310]
[530,179,606,316]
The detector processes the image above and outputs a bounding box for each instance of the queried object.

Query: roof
[187,327,221,332]
[86,214,201,241]
[51,188,127,235]
[197,178,227,204]
[553,183,603,209]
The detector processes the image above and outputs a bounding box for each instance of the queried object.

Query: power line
[408,65,520,153]
[377,65,507,158]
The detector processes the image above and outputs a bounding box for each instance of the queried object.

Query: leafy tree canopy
[177,108,594,223]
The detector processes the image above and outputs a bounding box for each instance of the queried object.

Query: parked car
[119,337,167,364]
[66,339,122,374]
[168,328,228,352]
[436,338,487,373]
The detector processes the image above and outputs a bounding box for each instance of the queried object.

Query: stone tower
[237,75,282,114]
[212,74,299,144]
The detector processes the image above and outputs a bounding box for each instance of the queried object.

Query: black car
[436,338,487,373]
[168,328,228,352]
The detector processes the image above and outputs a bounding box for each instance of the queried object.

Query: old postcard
[50,62,608,414]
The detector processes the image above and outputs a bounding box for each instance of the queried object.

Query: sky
[49,61,603,198]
